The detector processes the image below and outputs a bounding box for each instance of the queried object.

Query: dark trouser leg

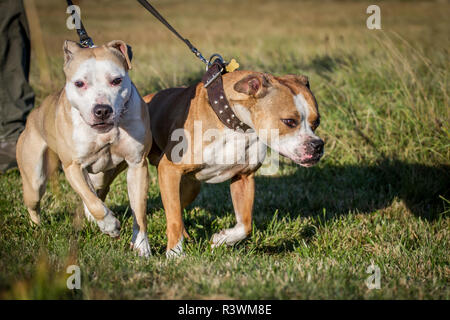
[0,0,35,172]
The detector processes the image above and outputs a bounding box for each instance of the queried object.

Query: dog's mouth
[298,158,320,167]
[286,152,323,167]
[277,148,323,167]
[91,122,114,132]
[298,153,323,167]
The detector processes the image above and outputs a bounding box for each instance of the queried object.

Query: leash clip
[79,36,95,48]
[206,54,225,71]
[190,46,209,65]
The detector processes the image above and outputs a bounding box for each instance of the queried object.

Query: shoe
[0,139,18,173]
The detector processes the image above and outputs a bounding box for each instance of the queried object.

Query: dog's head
[63,40,133,133]
[228,72,323,167]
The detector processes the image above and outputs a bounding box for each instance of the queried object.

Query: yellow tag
[226,59,239,72]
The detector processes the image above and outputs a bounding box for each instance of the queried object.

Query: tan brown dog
[16,40,152,257]
[144,70,323,257]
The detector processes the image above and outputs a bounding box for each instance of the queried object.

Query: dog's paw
[130,231,151,258]
[211,224,248,247]
[166,237,185,259]
[27,209,41,225]
[97,208,121,238]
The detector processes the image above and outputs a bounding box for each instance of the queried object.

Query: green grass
[0,0,449,299]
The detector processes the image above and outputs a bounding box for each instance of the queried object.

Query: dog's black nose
[93,104,113,120]
[309,139,324,153]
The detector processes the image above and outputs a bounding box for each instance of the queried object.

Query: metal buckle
[206,53,225,71]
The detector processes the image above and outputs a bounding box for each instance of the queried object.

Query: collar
[202,61,252,132]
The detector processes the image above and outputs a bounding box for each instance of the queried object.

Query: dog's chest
[194,131,266,183]
[83,145,124,174]
[72,127,123,173]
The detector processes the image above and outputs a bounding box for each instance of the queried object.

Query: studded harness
[201,60,252,133]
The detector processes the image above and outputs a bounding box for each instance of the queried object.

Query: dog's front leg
[127,158,151,257]
[211,173,254,247]
[63,163,120,237]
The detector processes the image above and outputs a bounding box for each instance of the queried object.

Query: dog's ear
[233,73,271,98]
[279,74,310,89]
[297,75,310,88]
[63,40,83,66]
[107,40,132,70]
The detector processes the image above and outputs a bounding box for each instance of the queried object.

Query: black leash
[136,0,248,132]
[66,0,94,48]
[136,0,210,66]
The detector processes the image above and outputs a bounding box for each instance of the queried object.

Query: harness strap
[202,61,252,132]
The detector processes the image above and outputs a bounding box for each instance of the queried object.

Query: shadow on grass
[5,157,447,255]
[183,159,449,252]
[197,159,449,220]
[247,52,351,80]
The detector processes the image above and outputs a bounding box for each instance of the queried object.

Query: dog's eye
[311,118,320,131]
[111,78,122,86]
[74,81,85,88]
[281,119,298,128]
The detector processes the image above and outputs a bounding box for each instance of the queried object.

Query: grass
[0,0,449,299]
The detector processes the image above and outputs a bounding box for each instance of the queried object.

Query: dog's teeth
[214,100,218,104]
[220,95,224,99]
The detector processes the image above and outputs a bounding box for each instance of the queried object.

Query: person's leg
[0,0,35,172]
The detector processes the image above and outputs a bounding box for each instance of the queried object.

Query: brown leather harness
[202,61,252,132]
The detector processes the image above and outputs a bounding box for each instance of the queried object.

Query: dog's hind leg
[211,173,254,247]
[180,175,201,240]
[180,175,201,210]
[16,128,58,225]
